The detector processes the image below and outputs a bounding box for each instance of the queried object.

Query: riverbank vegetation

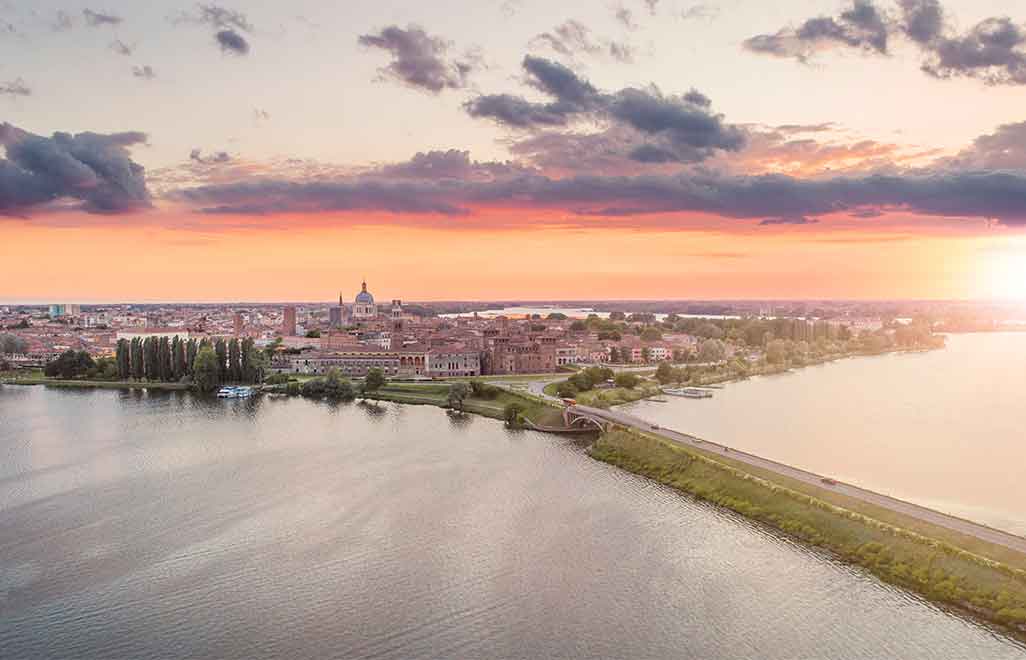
[543,366,662,408]
[590,429,1026,639]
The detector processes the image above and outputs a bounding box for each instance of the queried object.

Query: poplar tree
[186,339,198,376]
[228,338,242,383]
[115,339,130,379]
[214,339,227,382]
[131,338,144,379]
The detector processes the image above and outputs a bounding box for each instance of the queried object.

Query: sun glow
[984,249,1026,301]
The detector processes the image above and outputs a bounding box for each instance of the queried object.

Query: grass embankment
[1,376,189,390]
[590,429,1026,639]
[365,382,564,426]
[543,380,663,408]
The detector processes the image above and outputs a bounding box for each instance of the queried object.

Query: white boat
[217,386,254,399]
[662,387,713,399]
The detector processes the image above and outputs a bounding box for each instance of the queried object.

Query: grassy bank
[544,380,663,407]
[590,429,1026,639]
[364,383,564,427]
[1,376,189,390]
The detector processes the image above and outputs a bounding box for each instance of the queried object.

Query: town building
[282,306,297,336]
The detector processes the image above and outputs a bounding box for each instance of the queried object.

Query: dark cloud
[0,123,150,216]
[132,65,156,80]
[465,56,744,165]
[358,25,477,93]
[190,148,231,164]
[945,121,1026,169]
[215,28,249,55]
[83,9,122,27]
[174,179,471,216]
[898,0,944,44]
[760,216,819,226]
[747,0,1026,85]
[375,149,534,181]
[169,159,1026,227]
[110,39,133,56]
[531,19,636,63]
[174,4,252,54]
[183,4,252,32]
[0,79,30,97]
[744,0,890,62]
[921,18,1026,85]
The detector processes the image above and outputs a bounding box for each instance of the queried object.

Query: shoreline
[588,428,1026,642]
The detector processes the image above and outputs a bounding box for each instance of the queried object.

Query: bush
[614,372,640,389]
[469,380,501,399]
[504,402,526,426]
[265,373,292,385]
[556,381,578,398]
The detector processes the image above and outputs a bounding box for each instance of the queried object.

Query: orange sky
[3,212,1017,303]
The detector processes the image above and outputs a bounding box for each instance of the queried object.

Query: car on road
[650,424,661,430]
[820,477,838,486]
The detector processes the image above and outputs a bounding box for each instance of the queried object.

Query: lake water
[441,306,740,320]
[1,386,1024,658]
[622,332,1026,537]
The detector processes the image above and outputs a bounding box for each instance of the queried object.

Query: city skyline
[4,0,1026,301]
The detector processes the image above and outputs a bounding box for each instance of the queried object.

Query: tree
[503,401,525,426]
[447,382,470,411]
[322,368,354,399]
[614,372,640,389]
[696,322,725,339]
[655,361,674,384]
[241,338,264,383]
[131,338,144,379]
[556,381,578,398]
[609,311,625,321]
[546,312,568,320]
[305,329,321,338]
[697,338,726,363]
[173,338,187,380]
[143,337,159,380]
[44,350,95,379]
[364,367,386,394]
[640,327,662,342]
[766,339,791,365]
[642,346,652,363]
[228,338,242,382]
[214,339,227,383]
[569,320,587,332]
[192,345,221,393]
[186,339,198,376]
[158,336,172,381]
[115,339,130,379]
[608,346,619,363]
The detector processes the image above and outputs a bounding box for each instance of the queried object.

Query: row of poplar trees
[113,336,264,384]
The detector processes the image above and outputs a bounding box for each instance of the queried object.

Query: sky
[3,0,1026,302]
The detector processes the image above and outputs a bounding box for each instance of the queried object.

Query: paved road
[574,404,1026,556]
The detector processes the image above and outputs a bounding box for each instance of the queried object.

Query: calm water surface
[1,386,1024,659]
[622,332,1026,537]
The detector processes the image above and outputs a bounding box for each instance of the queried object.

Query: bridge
[562,405,612,432]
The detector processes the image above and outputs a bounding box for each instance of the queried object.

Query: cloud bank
[0,123,150,216]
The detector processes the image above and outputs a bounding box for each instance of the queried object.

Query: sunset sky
[3,0,1026,302]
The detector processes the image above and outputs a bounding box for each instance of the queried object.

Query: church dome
[355,280,374,304]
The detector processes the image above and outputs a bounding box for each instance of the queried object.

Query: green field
[590,429,1026,639]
